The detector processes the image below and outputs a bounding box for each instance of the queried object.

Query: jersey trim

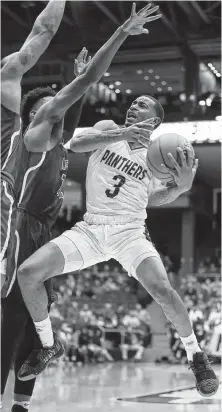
[18,152,46,205]
[126,141,146,152]
[1,131,20,170]
[0,181,14,261]
[6,230,20,296]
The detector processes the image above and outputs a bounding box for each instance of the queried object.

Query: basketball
[146,133,195,182]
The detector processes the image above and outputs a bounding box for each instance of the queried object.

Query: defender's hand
[74,47,91,77]
[122,3,162,36]
[161,147,199,190]
[123,118,156,148]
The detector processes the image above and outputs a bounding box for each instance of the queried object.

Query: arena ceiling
[2,1,221,96]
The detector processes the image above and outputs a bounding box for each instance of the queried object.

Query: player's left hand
[161,147,199,190]
[122,3,162,36]
[74,47,91,77]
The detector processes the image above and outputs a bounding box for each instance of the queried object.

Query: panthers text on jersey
[85,141,153,222]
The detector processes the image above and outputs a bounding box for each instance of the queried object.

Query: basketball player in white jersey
[18,91,219,396]
[16,1,164,377]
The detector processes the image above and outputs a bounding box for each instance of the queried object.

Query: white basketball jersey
[85,141,152,222]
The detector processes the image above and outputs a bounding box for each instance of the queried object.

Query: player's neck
[124,122,144,150]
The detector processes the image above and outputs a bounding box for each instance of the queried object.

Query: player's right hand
[124,118,155,148]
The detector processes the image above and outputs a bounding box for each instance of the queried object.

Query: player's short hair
[143,95,164,129]
[21,86,56,132]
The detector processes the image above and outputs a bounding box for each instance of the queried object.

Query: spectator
[121,330,145,361]
[184,282,198,304]
[188,302,204,325]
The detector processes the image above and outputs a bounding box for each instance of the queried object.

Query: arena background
[2,1,221,409]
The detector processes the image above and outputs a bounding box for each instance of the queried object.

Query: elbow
[24,140,36,152]
[82,67,103,85]
[24,137,43,153]
[70,139,90,153]
[70,143,85,153]
[33,20,56,37]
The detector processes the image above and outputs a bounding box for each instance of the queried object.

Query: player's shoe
[17,332,64,381]
[189,352,219,397]
[11,405,28,412]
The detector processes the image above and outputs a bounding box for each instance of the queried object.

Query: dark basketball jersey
[15,138,68,228]
[1,104,20,172]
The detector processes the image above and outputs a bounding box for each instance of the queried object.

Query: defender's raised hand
[122,2,162,35]
[74,47,91,77]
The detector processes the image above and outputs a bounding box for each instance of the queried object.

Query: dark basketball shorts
[1,208,54,302]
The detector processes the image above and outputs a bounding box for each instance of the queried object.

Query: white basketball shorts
[51,219,160,279]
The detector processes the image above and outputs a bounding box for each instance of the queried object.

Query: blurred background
[2,1,221,365]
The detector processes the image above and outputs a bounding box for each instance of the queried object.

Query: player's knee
[17,261,41,287]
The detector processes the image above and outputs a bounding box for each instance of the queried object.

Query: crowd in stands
[196,247,221,275]
[51,263,152,364]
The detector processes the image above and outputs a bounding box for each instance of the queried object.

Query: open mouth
[127,111,137,120]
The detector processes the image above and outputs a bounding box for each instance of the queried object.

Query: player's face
[125,96,157,126]
[29,96,54,123]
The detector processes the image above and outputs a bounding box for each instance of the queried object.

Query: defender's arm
[2,0,66,78]
[1,0,66,113]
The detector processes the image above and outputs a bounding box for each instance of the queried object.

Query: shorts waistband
[84,212,145,225]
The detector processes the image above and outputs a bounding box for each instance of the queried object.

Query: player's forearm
[46,25,129,119]
[148,184,186,206]
[67,128,124,152]
[64,95,85,135]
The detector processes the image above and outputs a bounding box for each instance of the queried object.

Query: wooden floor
[4,362,221,412]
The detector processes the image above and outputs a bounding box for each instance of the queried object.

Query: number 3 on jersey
[105,174,126,198]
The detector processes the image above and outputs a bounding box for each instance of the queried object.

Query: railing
[99,327,146,349]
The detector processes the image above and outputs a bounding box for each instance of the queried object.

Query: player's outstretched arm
[1,0,66,113]
[25,3,161,123]
[23,3,161,152]
[67,118,155,152]
[148,148,198,206]
[45,3,161,119]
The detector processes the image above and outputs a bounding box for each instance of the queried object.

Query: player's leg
[1,285,29,401]
[135,257,219,396]
[17,241,66,322]
[13,318,37,412]
[136,257,194,338]
[17,222,105,380]
[116,224,219,397]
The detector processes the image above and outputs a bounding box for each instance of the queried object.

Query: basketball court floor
[4,362,221,412]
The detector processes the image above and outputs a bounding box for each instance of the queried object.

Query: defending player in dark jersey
[1,52,85,412]
[1,0,66,287]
